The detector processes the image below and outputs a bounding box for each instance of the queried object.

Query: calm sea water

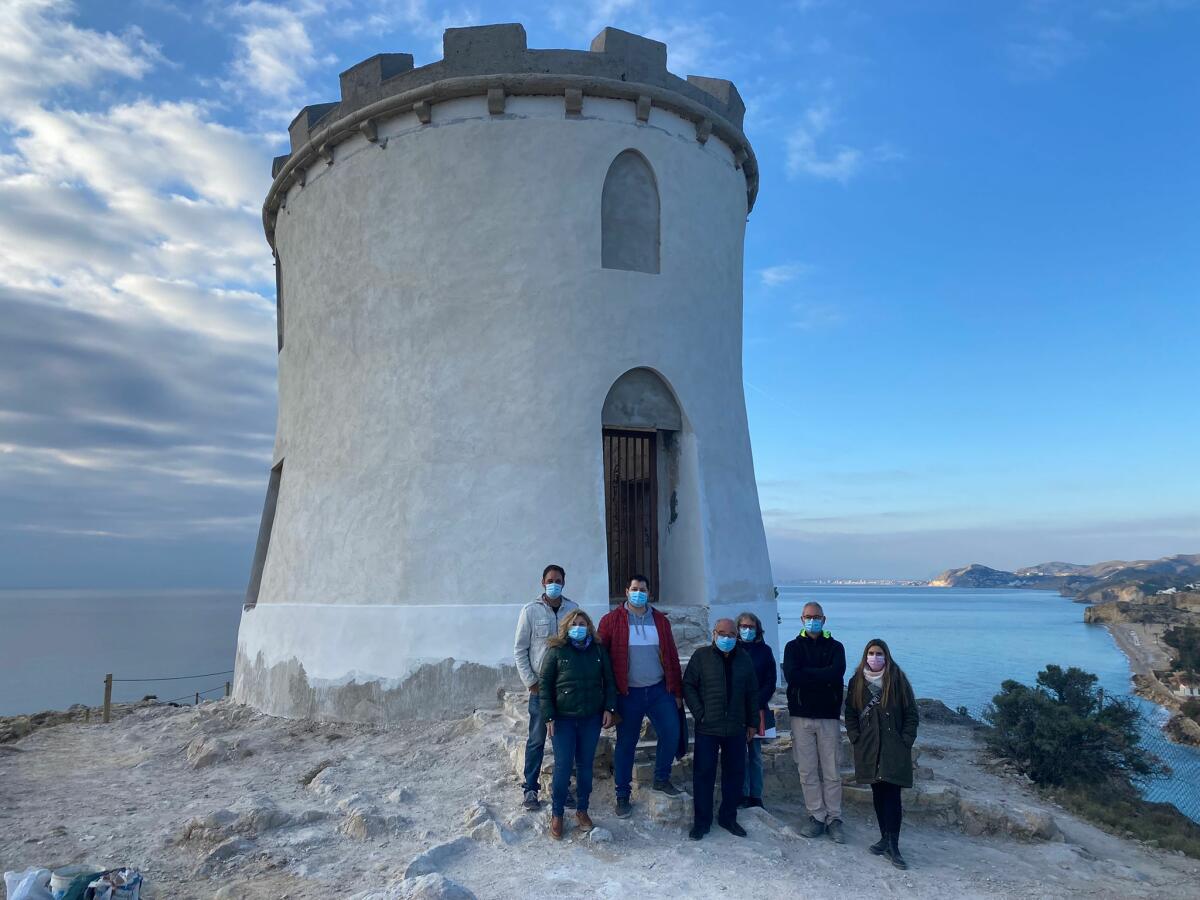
[0,589,242,717]
[779,585,1200,821]
[1,585,1195,820]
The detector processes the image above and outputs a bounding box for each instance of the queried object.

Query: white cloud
[0,0,160,105]
[759,263,810,288]
[785,101,899,183]
[1007,25,1086,79]
[785,102,863,183]
[0,0,280,569]
[229,1,320,100]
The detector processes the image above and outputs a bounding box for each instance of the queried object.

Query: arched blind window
[601,150,660,274]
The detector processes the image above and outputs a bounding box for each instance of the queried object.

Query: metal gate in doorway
[602,428,658,602]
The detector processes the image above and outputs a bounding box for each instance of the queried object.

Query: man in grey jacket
[513,564,579,810]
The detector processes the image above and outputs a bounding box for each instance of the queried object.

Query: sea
[1,584,1197,821]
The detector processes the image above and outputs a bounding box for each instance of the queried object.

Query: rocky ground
[1,696,1197,900]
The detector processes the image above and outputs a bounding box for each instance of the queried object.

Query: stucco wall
[235,91,776,721]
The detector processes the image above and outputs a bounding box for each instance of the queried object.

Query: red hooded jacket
[597,605,684,698]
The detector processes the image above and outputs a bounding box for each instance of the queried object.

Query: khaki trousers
[790,716,842,822]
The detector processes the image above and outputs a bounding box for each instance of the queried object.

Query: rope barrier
[162,683,230,705]
[111,669,233,683]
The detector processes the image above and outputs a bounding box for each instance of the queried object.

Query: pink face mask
[866,653,886,672]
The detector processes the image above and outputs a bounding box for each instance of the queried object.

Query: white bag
[3,868,54,900]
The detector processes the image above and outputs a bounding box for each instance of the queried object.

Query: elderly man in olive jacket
[682,618,759,841]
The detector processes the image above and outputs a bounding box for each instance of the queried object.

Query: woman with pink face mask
[844,638,919,870]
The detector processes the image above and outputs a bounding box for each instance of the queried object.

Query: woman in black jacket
[735,611,777,809]
[538,610,617,841]
[844,638,919,870]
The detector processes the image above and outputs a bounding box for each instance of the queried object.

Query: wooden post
[103,674,112,724]
[225,681,231,698]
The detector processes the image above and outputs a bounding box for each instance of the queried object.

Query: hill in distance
[930,554,1200,599]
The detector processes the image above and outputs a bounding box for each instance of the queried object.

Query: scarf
[569,635,593,651]
[863,667,885,693]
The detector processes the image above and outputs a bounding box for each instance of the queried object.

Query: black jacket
[844,671,919,788]
[682,644,759,738]
[538,640,618,721]
[782,632,846,720]
[739,639,778,732]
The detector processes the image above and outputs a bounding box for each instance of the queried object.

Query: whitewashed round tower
[234,24,777,722]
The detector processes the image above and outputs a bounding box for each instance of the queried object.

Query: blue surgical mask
[715,635,737,653]
[627,591,648,608]
[739,627,756,642]
[568,625,588,642]
[803,618,824,635]
[544,583,563,600]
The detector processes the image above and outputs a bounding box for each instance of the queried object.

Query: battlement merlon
[270,23,758,241]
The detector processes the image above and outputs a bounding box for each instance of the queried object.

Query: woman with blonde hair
[538,609,617,840]
[844,638,919,869]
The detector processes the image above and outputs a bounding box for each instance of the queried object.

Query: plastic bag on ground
[4,868,54,900]
[84,869,141,900]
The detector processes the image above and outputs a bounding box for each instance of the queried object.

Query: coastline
[1096,619,1200,747]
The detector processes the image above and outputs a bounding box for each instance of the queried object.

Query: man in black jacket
[682,618,759,841]
[782,601,847,842]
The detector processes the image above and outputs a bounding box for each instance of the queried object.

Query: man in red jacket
[597,574,684,819]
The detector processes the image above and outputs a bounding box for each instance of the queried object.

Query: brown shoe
[550,815,564,840]
[575,811,594,832]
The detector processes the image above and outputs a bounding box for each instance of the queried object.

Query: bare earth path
[1,701,1196,899]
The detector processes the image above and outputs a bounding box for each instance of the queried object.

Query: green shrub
[1164,624,1200,672]
[1183,697,1200,724]
[1051,782,1200,859]
[983,665,1166,786]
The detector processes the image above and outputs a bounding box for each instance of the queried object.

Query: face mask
[715,635,737,653]
[568,625,588,642]
[803,618,824,635]
[866,654,886,672]
[627,591,648,608]
[544,582,563,600]
[739,627,756,642]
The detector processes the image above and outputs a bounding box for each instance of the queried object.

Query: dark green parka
[682,644,759,738]
[538,639,618,722]
[844,670,919,788]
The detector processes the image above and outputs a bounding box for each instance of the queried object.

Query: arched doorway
[601,368,682,602]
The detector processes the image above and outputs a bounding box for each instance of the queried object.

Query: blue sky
[0,0,1197,586]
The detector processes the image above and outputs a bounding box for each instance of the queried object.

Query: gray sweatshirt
[513,594,580,689]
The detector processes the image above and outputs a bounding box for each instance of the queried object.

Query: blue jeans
[550,714,602,816]
[744,737,764,799]
[614,681,680,799]
[523,693,547,792]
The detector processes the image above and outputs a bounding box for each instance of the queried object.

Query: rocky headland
[2,694,1199,899]
[930,553,1200,747]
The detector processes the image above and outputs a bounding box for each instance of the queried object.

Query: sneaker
[615,796,633,818]
[720,820,748,838]
[652,780,681,796]
[522,790,540,811]
[688,824,707,841]
[826,818,845,844]
[799,815,826,839]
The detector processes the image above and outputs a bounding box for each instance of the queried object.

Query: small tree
[984,665,1166,786]
[1163,625,1200,673]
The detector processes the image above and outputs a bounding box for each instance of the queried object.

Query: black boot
[869,830,888,856]
[888,832,908,869]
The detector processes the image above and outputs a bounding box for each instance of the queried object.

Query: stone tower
[234,24,776,722]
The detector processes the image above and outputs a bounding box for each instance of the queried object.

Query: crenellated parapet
[265,23,758,244]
